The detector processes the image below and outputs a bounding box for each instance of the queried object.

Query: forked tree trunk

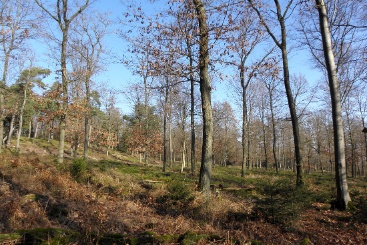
[315,0,351,210]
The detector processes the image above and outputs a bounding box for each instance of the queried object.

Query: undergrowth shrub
[254,178,313,227]
[156,180,194,214]
[70,158,87,182]
[349,189,367,223]
[166,180,193,202]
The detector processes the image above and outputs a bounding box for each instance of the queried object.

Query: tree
[69,12,109,159]
[212,101,239,166]
[260,64,282,173]
[15,67,50,149]
[192,0,213,196]
[35,0,92,163]
[315,0,351,210]
[0,0,37,151]
[125,103,162,161]
[248,0,304,186]
[223,5,267,176]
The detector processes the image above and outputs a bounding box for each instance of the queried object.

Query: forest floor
[1,137,367,244]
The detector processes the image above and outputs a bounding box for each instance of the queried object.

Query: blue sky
[32,0,323,116]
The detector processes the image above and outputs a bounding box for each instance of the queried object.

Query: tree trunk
[84,74,91,159]
[248,0,303,186]
[261,99,268,169]
[241,65,247,177]
[280,40,303,186]
[315,0,351,210]
[35,0,91,163]
[6,113,16,146]
[269,92,279,173]
[28,119,32,138]
[193,0,213,197]
[163,77,169,172]
[189,51,196,176]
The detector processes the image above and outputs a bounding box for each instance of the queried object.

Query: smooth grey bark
[315,0,351,210]
[193,0,213,196]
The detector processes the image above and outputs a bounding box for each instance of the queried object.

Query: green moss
[18,228,80,244]
[0,233,22,242]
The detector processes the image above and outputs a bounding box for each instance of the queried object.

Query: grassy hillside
[1,137,367,244]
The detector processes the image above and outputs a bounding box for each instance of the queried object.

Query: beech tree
[248,0,304,186]
[35,0,92,163]
[315,0,351,210]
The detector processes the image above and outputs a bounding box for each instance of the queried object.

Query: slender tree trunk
[163,77,169,172]
[84,75,91,159]
[280,46,303,186]
[269,92,279,173]
[35,0,91,163]
[57,26,69,163]
[34,121,39,139]
[28,119,32,138]
[261,99,268,169]
[241,65,247,177]
[16,89,27,149]
[181,140,186,173]
[190,71,196,176]
[189,54,196,176]
[7,112,17,146]
[345,110,356,178]
[315,0,351,210]
[193,0,213,196]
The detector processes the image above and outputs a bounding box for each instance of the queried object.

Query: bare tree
[315,0,351,210]
[35,0,92,163]
[193,0,213,196]
[69,12,108,159]
[0,0,37,150]
[248,0,304,186]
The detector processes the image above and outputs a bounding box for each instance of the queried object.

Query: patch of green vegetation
[155,180,195,215]
[96,233,129,244]
[166,180,194,202]
[70,158,87,182]
[178,231,221,245]
[17,228,80,244]
[254,178,314,227]
[251,240,263,245]
[96,233,178,245]
[0,233,22,242]
[349,189,367,223]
